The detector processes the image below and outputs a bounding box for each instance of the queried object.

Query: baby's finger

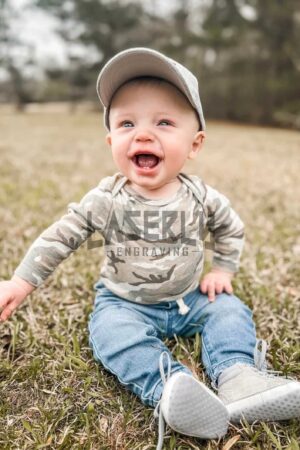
[0,299,16,322]
[224,283,233,295]
[0,295,10,311]
[207,283,216,302]
[0,308,12,322]
[215,282,223,294]
[200,279,208,294]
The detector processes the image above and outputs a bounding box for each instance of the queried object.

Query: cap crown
[97,47,205,130]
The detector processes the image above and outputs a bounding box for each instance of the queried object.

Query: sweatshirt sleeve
[14,182,113,287]
[205,185,245,273]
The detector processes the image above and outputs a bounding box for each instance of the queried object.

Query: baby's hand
[0,276,34,322]
[200,268,234,302]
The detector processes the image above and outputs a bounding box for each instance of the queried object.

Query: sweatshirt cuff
[14,265,45,288]
[212,256,239,273]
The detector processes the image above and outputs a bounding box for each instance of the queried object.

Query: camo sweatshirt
[14,172,245,304]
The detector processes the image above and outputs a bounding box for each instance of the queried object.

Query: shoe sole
[161,372,229,439]
[227,382,300,423]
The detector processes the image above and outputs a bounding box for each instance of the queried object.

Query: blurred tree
[200,0,300,126]
[253,0,300,126]
[0,0,35,110]
[34,0,170,106]
[2,0,298,126]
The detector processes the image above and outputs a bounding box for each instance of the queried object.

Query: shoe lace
[254,338,294,379]
[217,339,285,391]
[252,339,277,377]
[254,338,268,371]
[154,351,171,450]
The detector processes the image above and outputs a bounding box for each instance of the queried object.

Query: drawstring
[154,351,172,450]
[176,297,190,315]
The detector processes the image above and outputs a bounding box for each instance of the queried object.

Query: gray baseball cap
[96,47,205,131]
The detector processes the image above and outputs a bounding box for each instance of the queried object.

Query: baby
[1,48,299,449]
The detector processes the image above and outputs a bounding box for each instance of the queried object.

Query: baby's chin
[127,175,182,199]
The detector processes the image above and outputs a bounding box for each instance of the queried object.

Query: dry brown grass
[0,111,299,449]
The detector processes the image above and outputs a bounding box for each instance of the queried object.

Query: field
[0,111,299,449]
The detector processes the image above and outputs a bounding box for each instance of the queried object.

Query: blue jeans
[88,281,256,407]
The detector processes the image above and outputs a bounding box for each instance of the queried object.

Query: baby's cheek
[112,147,126,161]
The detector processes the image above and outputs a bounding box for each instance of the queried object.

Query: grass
[0,111,300,449]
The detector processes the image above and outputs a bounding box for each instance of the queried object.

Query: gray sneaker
[155,352,229,450]
[218,363,300,423]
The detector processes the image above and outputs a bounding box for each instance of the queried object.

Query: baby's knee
[89,305,127,343]
[210,293,252,318]
[88,306,134,361]
[89,304,155,346]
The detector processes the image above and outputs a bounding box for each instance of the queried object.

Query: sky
[7,0,69,73]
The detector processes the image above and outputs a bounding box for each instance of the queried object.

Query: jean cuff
[209,357,255,386]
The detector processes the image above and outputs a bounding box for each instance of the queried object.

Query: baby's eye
[121,120,134,128]
[158,119,172,126]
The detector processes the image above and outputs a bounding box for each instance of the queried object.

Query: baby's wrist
[11,275,35,296]
[211,267,234,278]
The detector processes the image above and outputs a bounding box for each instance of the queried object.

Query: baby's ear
[106,133,112,146]
[188,131,205,159]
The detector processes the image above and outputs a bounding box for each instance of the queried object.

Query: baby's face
[106,81,205,197]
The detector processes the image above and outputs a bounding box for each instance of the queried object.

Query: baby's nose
[134,129,154,142]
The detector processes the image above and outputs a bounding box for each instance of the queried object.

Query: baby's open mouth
[133,154,161,169]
